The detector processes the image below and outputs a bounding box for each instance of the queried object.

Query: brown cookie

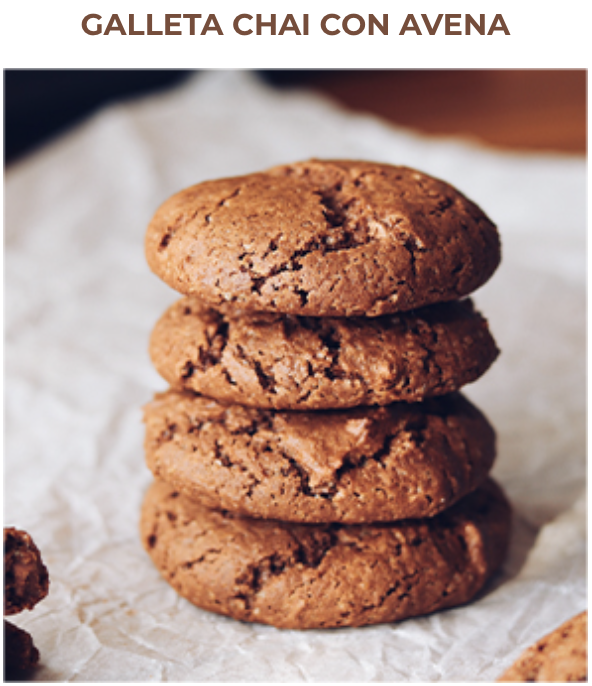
[143,389,496,523]
[150,296,498,410]
[145,159,500,317]
[4,528,49,616]
[4,621,40,680]
[140,478,511,630]
[498,611,587,682]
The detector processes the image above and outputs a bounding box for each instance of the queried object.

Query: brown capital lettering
[488,14,510,35]
[147,14,162,35]
[234,14,252,35]
[400,14,421,35]
[466,14,485,35]
[104,14,126,35]
[183,14,202,35]
[202,14,223,35]
[82,14,102,35]
[279,14,301,35]
[343,14,365,36]
[421,14,443,35]
[369,14,388,35]
[321,14,340,35]
[129,14,144,35]
[445,14,461,35]
[257,14,276,35]
[166,14,182,35]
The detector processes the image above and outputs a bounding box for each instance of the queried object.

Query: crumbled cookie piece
[4,620,40,680]
[4,528,49,616]
[498,611,587,682]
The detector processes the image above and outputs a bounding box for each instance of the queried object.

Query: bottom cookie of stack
[140,478,511,630]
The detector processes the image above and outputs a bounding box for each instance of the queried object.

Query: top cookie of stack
[146,159,500,411]
[147,159,500,318]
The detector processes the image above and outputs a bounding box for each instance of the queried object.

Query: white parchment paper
[4,71,586,682]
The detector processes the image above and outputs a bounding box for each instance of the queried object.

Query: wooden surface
[5,70,587,163]
[278,70,586,154]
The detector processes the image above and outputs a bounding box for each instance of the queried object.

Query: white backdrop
[1,1,590,69]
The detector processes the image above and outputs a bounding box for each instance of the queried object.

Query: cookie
[140,477,510,630]
[4,621,40,679]
[144,390,496,523]
[145,159,500,317]
[4,528,49,616]
[150,296,498,410]
[498,611,587,682]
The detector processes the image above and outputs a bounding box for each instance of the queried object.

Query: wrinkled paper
[4,71,586,682]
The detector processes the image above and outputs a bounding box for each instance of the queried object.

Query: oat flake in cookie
[150,296,499,410]
[143,390,496,524]
[145,159,500,317]
[140,478,511,630]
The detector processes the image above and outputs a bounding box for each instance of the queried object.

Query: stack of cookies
[140,159,511,630]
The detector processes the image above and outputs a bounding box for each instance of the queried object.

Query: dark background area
[4,69,587,165]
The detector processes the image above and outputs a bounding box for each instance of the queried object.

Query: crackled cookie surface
[144,390,496,523]
[4,528,49,616]
[150,296,498,409]
[498,611,587,682]
[141,478,510,630]
[145,159,500,317]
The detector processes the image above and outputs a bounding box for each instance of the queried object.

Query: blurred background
[4,69,586,164]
